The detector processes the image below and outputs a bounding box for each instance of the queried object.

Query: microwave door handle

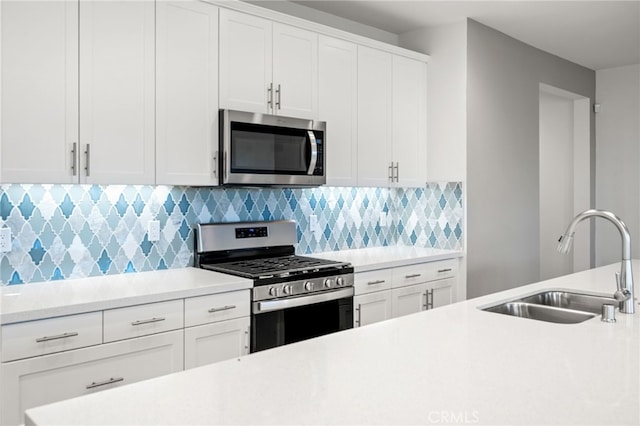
[307,131,318,175]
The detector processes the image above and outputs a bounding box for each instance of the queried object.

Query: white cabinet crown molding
[204,0,430,63]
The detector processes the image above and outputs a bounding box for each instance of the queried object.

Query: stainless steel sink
[481,290,619,324]
[516,290,618,315]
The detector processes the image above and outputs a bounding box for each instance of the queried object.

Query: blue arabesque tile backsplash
[0,183,463,285]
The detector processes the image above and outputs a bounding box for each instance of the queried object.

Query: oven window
[252,297,353,353]
[230,123,309,174]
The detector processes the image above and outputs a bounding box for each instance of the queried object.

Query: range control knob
[304,281,313,291]
[324,278,334,288]
[268,287,278,297]
[282,284,293,295]
[336,276,345,287]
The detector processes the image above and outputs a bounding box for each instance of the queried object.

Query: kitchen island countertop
[25,262,640,425]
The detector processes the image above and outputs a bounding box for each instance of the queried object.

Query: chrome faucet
[557,209,635,314]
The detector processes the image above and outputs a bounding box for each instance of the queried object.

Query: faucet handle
[614,272,632,302]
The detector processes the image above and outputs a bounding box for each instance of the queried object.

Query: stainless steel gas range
[195,220,354,353]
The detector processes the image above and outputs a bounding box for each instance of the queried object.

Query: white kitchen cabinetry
[219,9,318,119]
[0,0,155,184]
[184,290,251,369]
[319,36,358,186]
[1,330,183,426]
[0,0,78,183]
[184,317,250,369]
[354,291,393,327]
[156,0,219,186]
[353,258,457,328]
[356,46,427,188]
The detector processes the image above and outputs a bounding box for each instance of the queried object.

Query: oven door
[220,109,325,186]
[251,287,353,353]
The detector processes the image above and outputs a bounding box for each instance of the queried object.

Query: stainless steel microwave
[219,109,326,186]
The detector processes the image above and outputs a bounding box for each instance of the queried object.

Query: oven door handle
[254,287,354,314]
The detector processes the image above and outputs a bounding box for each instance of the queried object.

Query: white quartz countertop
[312,245,463,271]
[1,268,252,324]
[25,262,640,426]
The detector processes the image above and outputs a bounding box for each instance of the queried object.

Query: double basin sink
[482,289,619,324]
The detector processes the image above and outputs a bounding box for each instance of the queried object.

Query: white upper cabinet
[0,0,155,185]
[356,46,428,188]
[1,0,79,184]
[357,46,393,187]
[271,23,318,119]
[219,9,317,119]
[79,0,155,185]
[319,36,358,187]
[156,0,219,186]
[391,56,427,187]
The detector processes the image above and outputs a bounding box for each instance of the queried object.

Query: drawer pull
[405,273,422,279]
[86,377,124,389]
[131,317,166,326]
[437,268,453,273]
[208,305,237,313]
[35,332,79,343]
[367,280,386,285]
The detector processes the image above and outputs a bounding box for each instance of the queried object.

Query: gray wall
[466,20,596,298]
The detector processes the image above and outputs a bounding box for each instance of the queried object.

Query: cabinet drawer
[2,330,183,426]
[392,259,458,288]
[103,299,184,343]
[1,312,103,362]
[185,290,250,328]
[184,317,250,369]
[354,268,393,295]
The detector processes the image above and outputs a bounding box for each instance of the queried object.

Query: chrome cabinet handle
[275,84,281,110]
[307,131,318,175]
[244,327,250,353]
[388,162,394,181]
[427,289,434,309]
[437,268,453,273]
[84,143,91,177]
[422,292,428,309]
[213,151,218,178]
[71,143,77,176]
[86,377,124,389]
[267,82,273,109]
[405,273,422,279]
[36,331,78,343]
[208,305,236,313]
[355,303,362,326]
[367,280,386,285]
[131,317,165,326]
[394,162,399,182]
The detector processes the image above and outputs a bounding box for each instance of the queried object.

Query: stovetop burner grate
[201,255,347,279]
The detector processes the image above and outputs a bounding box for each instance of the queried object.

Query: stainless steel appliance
[219,109,326,186]
[195,220,353,352]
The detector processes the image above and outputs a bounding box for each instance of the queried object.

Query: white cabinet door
[1,0,78,184]
[219,9,272,114]
[354,291,392,327]
[156,0,219,186]
[391,283,429,318]
[391,55,427,187]
[1,330,183,426]
[430,278,454,309]
[272,23,318,119]
[79,0,155,184]
[319,36,357,186]
[357,46,392,187]
[184,317,250,369]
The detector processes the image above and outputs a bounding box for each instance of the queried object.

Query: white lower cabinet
[354,258,458,328]
[1,330,184,426]
[354,291,392,327]
[184,316,250,369]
